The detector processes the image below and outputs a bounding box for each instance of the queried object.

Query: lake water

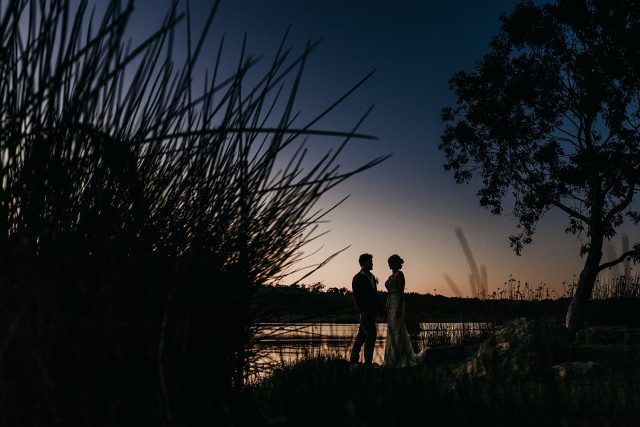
[247,322,492,382]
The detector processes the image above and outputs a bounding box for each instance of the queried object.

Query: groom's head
[358,253,373,271]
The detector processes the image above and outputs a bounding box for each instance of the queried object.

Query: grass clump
[0,0,384,424]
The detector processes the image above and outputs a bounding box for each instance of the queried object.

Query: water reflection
[247,322,492,382]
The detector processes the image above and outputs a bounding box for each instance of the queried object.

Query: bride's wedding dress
[383,272,428,367]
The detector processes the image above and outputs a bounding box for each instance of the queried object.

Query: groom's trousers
[350,314,376,364]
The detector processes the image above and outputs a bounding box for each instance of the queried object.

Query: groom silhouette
[349,253,379,365]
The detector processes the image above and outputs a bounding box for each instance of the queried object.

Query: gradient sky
[125,0,638,296]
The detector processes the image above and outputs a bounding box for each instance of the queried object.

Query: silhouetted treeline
[252,283,355,322]
[253,284,640,326]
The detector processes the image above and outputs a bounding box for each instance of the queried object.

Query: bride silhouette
[383,254,428,367]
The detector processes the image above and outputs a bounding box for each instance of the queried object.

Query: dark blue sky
[125,0,634,295]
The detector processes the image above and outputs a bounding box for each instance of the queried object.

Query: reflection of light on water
[246,323,386,383]
[246,322,492,383]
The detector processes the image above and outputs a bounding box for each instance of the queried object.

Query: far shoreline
[252,285,640,326]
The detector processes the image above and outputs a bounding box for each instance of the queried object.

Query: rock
[550,361,600,379]
[453,318,572,384]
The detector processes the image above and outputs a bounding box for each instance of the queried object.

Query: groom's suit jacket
[352,271,379,317]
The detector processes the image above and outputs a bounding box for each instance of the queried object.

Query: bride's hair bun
[388,254,404,267]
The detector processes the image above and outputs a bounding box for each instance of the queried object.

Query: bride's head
[388,254,404,271]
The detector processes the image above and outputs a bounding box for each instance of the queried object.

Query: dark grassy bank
[242,344,640,426]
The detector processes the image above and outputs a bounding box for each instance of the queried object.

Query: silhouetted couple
[349,253,428,367]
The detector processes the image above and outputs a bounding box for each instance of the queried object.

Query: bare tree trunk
[565,232,603,334]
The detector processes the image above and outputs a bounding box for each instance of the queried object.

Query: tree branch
[604,176,638,224]
[513,156,591,225]
[552,199,591,224]
[598,247,640,272]
[566,193,588,205]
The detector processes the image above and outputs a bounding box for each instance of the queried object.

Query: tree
[440,0,640,333]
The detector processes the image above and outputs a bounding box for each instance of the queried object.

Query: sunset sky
[127,0,638,296]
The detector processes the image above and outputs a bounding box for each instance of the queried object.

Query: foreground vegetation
[0,1,384,424]
[243,344,640,426]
